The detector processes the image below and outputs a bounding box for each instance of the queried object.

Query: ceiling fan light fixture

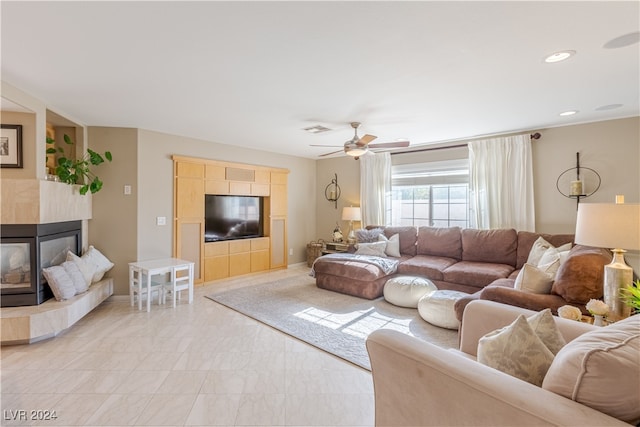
[344,143,368,157]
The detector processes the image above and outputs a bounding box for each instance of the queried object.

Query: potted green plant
[46,134,112,195]
[621,279,640,314]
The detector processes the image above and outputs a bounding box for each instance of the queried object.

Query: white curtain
[468,134,535,231]
[360,152,391,227]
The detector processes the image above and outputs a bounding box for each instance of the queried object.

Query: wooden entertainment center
[173,155,289,284]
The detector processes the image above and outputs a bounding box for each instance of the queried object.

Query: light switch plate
[156,216,166,226]
[124,185,132,195]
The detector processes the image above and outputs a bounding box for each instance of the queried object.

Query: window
[391,159,470,228]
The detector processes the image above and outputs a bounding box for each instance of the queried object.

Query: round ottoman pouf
[383,276,437,308]
[418,290,468,330]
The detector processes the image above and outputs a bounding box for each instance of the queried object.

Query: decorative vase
[593,314,605,327]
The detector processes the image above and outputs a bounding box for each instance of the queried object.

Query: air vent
[303,125,332,134]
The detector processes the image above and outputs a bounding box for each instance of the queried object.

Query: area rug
[206,274,458,370]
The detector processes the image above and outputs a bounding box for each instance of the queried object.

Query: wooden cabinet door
[270,173,288,217]
[176,177,204,219]
[176,221,203,282]
[270,217,287,269]
[229,252,251,276]
[205,256,229,281]
[251,250,270,272]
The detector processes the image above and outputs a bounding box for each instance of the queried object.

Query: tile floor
[0,265,374,426]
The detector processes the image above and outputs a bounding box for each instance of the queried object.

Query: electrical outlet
[156,216,166,226]
[289,248,293,256]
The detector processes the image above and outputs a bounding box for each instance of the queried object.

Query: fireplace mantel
[1,179,91,224]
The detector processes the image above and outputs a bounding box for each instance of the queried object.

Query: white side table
[128,258,194,312]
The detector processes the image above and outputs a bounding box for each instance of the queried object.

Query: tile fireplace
[0,221,81,307]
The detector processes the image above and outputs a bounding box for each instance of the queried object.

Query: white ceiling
[1,1,638,159]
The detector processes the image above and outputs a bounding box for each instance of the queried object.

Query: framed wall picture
[0,124,23,168]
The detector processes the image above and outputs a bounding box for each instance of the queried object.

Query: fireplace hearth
[0,221,81,307]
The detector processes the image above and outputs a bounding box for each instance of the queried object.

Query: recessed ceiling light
[544,50,576,63]
[559,110,579,116]
[303,125,331,134]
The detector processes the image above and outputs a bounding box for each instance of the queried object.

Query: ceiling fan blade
[319,149,344,157]
[357,134,377,146]
[368,140,410,149]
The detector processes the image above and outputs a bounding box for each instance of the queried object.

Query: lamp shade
[342,206,362,222]
[575,203,640,250]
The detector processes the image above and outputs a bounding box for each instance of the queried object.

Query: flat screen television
[204,195,264,242]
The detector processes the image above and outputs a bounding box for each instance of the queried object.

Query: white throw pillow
[355,241,388,257]
[42,265,77,301]
[84,246,114,283]
[526,309,566,355]
[62,260,89,294]
[66,251,96,287]
[514,263,554,294]
[538,243,571,269]
[378,233,401,257]
[527,237,554,266]
[477,314,555,386]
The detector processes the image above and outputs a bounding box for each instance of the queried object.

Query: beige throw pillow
[542,315,640,424]
[526,309,566,355]
[514,263,554,294]
[478,315,555,386]
[355,241,387,257]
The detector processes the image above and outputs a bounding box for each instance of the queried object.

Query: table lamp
[342,206,362,245]
[574,197,640,321]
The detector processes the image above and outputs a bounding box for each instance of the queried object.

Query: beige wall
[0,111,37,179]
[85,127,317,294]
[317,117,640,268]
[88,127,139,295]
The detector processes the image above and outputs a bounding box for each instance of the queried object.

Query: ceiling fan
[311,122,410,159]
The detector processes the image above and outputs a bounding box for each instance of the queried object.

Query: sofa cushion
[312,256,394,281]
[383,226,417,257]
[551,245,612,304]
[477,314,555,386]
[480,284,572,316]
[461,228,517,266]
[443,261,515,289]
[542,314,640,425]
[397,255,458,281]
[416,226,462,260]
[516,231,574,269]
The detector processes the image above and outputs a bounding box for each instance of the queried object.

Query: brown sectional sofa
[312,226,612,321]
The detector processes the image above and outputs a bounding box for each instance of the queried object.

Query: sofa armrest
[366,329,628,427]
[459,300,595,357]
[480,285,586,315]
